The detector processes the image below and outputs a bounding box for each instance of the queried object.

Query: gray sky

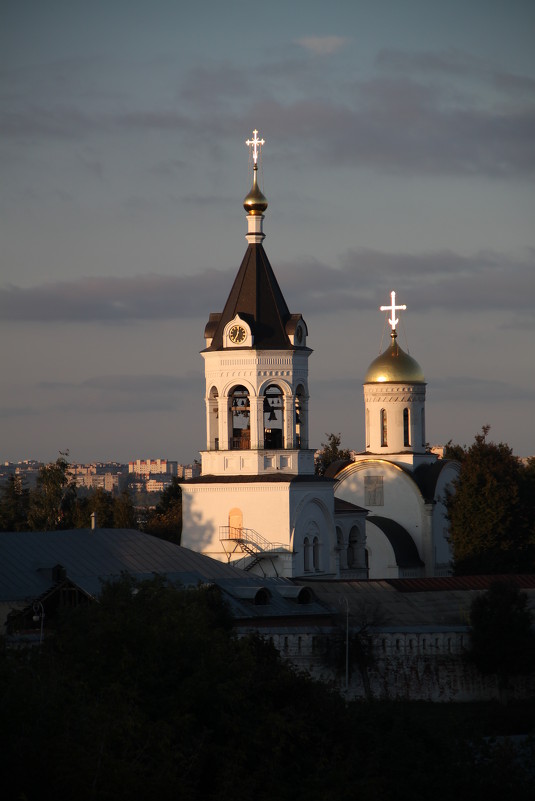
[1,0,534,463]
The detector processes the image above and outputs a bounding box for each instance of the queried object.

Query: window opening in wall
[347,525,360,569]
[295,385,305,449]
[303,537,311,572]
[403,408,410,446]
[380,408,387,446]
[366,409,370,448]
[229,385,250,450]
[263,384,283,449]
[421,408,426,447]
[365,475,384,506]
[313,536,320,571]
[297,636,302,653]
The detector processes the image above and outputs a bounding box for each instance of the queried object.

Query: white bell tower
[200,130,315,477]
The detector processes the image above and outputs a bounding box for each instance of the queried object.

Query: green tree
[315,432,352,476]
[74,487,116,528]
[446,427,535,574]
[0,474,30,531]
[28,452,77,531]
[468,581,535,697]
[143,477,182,543]
[113,488,138,529]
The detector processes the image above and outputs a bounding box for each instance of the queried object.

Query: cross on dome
[380,290,407,333]
[246,129,265,165]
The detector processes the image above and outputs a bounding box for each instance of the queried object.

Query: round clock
[229,324,247,344]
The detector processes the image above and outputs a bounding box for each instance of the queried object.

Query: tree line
[0,453,182,543]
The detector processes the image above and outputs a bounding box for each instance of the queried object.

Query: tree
[143,477,182,543]
[0,474,30,531]
[28,452,77,531]
[315,433,352,476]
[445,427,535,574]
[113,489,138,529]
[468,581,535,697]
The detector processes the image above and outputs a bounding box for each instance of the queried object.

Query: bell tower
[200,130,314,477]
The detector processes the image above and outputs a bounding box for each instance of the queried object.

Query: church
[180,131,458,580]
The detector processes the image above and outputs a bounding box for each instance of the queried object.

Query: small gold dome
[365,335,425,383]
[243,166,268,215]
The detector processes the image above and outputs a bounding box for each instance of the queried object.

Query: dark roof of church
[335,498,368,514]
[203,243,305,351]
[367,516,424,568]
[412,459,458,502]
[180,473,334,485]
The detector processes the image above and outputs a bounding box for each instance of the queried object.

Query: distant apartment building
[129,459,178,477]
[69,463,129,494]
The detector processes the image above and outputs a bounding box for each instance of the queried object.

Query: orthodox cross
[380,290,407,333]
[246,129,265,165]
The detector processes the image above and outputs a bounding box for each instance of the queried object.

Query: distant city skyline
[2,0,534,463]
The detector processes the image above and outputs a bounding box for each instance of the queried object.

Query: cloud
[2,248,532,324]
[376,48,535,96]
[295,36,349,56]
[432,376,535,404]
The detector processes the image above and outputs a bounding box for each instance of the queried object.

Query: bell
[268,409,277,422]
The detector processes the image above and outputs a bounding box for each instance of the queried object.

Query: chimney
[90,511,97,530]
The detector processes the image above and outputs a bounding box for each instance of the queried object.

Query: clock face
[229,324,247,344]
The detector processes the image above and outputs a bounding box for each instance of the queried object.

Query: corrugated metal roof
[0,529,330,622]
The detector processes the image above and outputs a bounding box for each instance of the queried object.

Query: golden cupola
[365,331,425,384]
[243,163,268,215]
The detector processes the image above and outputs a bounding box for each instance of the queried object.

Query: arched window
[403,408,410,447]
[263,384,283,449]
[347,525,359,569]
[208,386,219,450]
[313,536,320,571]
[303,537,311,572]
[380,409,387,447]
[366,409,370,448]
[421,408,426,447]
[229,385,250,450]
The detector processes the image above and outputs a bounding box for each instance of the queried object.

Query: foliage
[0,474,30,531]
[445,427,535,574]
[315,432,352,476]
[468,581,535,692]
[1,576,535,801]
[27,452,77,530]
[143,476,182,544]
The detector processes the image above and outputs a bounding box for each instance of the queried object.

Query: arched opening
[303,537,311,572]
[336,526,345,569]
[228,508,243,539]
[347,525,360,569]
[380,409,388,447]
[421,408,426,447]
[208,386,219,450]
[263,384,283,449]
[403,408,410,447]
[366,408,370,448]
[229,385,250,450]
[313,536,320,571]
[295,385,305,449]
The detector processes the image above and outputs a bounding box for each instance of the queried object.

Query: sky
[1,0,534,464]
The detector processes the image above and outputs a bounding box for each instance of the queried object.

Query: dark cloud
[2,49,533,179]
[376,48,535,96]
[1,248,532,324]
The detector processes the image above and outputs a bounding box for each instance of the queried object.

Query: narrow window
[421,408,426,447]
[366,408,370,448]
[313,536,320,571]
[303,537,311,572]
[403,408,410,446]
[380,409,387,446]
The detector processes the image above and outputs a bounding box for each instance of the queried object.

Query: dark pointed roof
[204,243,303,351]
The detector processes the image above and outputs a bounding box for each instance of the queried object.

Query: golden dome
[365,334,425,383]
[243,165,268,215]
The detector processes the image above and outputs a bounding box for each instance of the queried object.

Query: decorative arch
[228,384,251,450]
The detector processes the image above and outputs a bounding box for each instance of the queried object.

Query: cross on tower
[380,290,407,333]
[246,129,265,165]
